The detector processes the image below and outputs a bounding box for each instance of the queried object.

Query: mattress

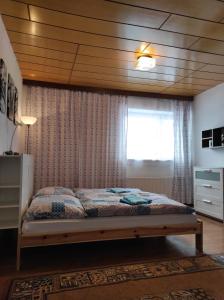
[22,213,197,236]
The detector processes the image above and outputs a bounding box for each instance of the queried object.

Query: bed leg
[16,249,21,271]
[196,220,203,254]
[16,234,21,271]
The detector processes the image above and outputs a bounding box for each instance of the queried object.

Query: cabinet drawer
[194,179,221,189]
[194,192,222,206]
[195,199,223,219]
[195,169,221,181]
[194,185,221,199]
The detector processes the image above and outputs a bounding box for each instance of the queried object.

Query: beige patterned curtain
[23,85,128,191]
[171,101,193,204]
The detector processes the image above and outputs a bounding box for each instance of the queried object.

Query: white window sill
[127,159,173,163]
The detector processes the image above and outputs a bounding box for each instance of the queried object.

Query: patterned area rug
[8,255,224,300]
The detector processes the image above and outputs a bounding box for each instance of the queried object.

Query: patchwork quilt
[25,187,194,221]
[24,194,86,221]
[75,189,194,218]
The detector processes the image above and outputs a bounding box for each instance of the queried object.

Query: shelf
[0,155,33,231]
[0,185,20,189]
[0,155,21,158]
[210,146,224,149]
[202,127,224,149]
[202,129,213,139]
[0,204,19,209]
[0,220,18,229]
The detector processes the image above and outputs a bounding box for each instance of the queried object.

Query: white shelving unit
[0,155,34,230]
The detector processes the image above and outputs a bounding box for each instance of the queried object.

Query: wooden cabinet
[194,167,224,220]
[0,155,34,229]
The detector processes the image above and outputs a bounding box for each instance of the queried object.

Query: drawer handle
[202,184,213,188]
[202,199,212,204]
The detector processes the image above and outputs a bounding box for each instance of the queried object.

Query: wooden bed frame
[15,157,203,270]
[16,219,203,270]
[16,166,203,270]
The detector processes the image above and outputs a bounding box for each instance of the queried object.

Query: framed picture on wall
[0,58,7,114]
[7,74,16,122]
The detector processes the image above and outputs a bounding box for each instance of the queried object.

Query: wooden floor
[0,215,223,299]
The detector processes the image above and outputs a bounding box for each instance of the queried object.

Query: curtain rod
[23,79,194,101]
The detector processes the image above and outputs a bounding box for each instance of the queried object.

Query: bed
[17,187,203,270]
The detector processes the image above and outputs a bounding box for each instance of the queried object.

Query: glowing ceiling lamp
[136,54,156,71]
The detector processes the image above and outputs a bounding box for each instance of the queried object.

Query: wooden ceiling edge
[23,79,194,101]
[105,0,224,24]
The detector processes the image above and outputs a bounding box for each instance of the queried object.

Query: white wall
[0,15,23,154]
[193,83,224,167]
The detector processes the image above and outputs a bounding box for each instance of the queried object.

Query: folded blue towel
[120,194,152,205]
[107,188,132,194]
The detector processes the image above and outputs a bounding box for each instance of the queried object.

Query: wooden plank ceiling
[1,0,224,96]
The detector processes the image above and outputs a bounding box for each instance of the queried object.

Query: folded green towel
[120,194,152,205]
[107,188,132,194]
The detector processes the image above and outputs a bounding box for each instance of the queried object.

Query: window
[127,108,174,161]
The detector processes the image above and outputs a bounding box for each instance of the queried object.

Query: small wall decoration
[14,86,19,124]
[7,74,17,122]
[0,58,7,114]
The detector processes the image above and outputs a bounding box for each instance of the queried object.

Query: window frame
[127,107,174,162]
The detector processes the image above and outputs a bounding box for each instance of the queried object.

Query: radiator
[126,177,173,197]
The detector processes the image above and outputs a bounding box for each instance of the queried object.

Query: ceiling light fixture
[136,54,156,71]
